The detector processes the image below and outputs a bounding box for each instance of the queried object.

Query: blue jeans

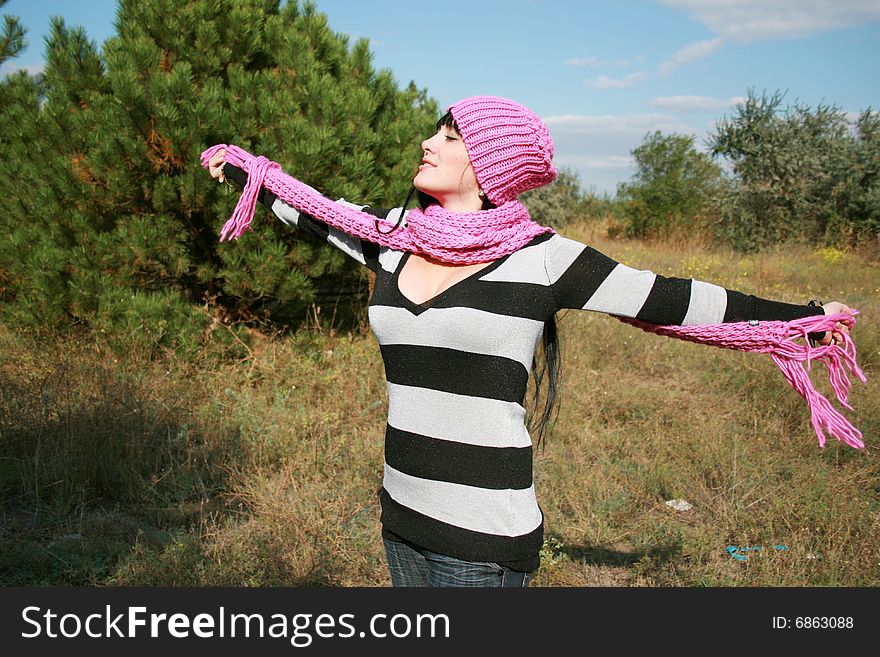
[383,537,532,587]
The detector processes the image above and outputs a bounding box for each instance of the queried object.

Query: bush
[616,131,722,240]
[522,168,614,228]
[709,90,880,251]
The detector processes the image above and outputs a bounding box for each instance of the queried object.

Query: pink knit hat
[448,96,558,204]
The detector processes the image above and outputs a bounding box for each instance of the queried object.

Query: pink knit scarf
[200,144,866,450]
[200,144,554,264]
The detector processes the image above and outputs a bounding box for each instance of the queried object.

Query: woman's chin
[412,182,438,201]
[412,175,428,192]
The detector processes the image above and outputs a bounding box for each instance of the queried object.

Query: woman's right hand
[207,148,227,182]
[820,301,856,345]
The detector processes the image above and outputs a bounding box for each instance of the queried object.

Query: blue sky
[3,0,880,195]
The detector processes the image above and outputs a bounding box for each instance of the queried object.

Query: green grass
[1,225,877,586]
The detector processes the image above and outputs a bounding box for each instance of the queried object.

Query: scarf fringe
[618,312,866,449]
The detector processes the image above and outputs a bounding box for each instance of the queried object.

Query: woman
[204,96,854,587]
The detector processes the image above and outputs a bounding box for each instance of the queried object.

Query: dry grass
[1,224,877,586]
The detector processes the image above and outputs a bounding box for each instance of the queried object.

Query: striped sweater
[225,166,821,572]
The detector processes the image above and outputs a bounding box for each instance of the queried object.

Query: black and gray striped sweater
[224,166,821,572]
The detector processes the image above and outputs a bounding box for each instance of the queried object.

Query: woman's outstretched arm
[206,148,401,273]
[543,234,854,344]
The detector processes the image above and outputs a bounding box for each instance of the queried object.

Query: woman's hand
[207,148,227,182]
[820,301,855,345]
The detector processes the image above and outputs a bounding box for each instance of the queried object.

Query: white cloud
[662,0,880,43]
[561,154,635,170]
[585,72,650,90]
[658,38,723,76]
[579,38,722,92]
[0,62,45,76]
[651,95,746,112]
[566,56,601,67]
[566,56,631,68]
[545,113,701,140]
[544,113,707,194]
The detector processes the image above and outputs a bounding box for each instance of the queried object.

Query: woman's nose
[422,132,442,153]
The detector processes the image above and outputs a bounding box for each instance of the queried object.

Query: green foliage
[612,91,878,252]
[0,0,438,354]
[521,167,612,227]
[0,1,26,64]
[616,131,722,239]
[709,90,879,251]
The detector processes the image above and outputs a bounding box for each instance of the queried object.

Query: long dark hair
[416,111,563,447]
[529,318,562,449]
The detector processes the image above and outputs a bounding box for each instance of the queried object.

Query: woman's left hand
[207,148,228,182]
[820,301,855,345]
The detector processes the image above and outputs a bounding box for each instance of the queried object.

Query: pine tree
[0,0,25,64]
[0,0,437,353]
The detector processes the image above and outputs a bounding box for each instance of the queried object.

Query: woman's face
[413,124,482,212]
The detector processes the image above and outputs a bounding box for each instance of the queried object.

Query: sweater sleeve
[223,163,389,273]
[544,235,822,324]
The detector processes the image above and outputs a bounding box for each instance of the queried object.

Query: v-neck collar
[392,251,510,316]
